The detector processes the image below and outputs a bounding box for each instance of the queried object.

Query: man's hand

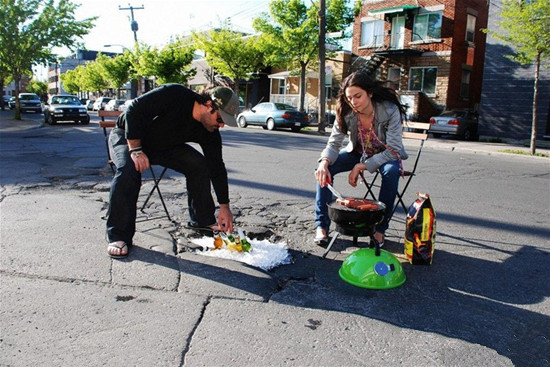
[130,151,150,173]
[217,204,234,233]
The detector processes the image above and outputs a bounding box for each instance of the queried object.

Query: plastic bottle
[213,230,223,250]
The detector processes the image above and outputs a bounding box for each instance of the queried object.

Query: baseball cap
[211,87,239,127]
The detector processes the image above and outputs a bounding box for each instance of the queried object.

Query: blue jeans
[314,150,400,234]
[106,128,216,244]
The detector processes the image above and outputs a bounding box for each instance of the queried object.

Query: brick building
[351,0,489,122]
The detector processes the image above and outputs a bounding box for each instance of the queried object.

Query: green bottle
[238,228,251,252]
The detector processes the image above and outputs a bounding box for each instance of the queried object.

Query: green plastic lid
[339,248,406,289]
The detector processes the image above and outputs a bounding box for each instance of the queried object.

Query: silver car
[429,110,479,141]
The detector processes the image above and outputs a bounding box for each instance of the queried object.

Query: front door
[391,16,405,49]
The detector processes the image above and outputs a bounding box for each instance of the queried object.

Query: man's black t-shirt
[118,84,229,204]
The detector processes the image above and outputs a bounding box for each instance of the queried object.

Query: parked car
[118,99,133,112]
[43,94,90,125]
[429,110,479,141]
[86,100,95,111]
[104,99,127,111]
[236,102,309,132]
[92,97,112,111]
[18,93,42,113]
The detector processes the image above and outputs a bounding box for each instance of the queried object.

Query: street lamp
[104,44,130,52]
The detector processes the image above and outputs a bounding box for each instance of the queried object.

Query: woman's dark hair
[336,72,407,134]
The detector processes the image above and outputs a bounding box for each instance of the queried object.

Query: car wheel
[238,116,248,128]
[266,118,275,131]
[432,133,441,138]
[81,118,90,125]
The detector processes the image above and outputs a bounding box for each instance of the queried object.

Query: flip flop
[107,241,129,259]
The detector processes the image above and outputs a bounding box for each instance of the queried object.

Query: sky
[69,0,273,52]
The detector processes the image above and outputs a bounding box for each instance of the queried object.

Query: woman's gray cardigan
[319,100,408,173]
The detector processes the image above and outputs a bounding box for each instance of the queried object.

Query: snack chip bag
[404,193,436,265]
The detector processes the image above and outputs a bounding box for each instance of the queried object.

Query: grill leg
[322,232,340,258]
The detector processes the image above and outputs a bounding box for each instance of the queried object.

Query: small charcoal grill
[322,199,386,258]
[323,199,406,290]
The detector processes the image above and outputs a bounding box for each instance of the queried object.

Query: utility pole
[119,4,144,97]
[119,4,144,44]
[318,0,326,133]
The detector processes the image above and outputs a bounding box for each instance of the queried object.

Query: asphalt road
[1,109,549,366]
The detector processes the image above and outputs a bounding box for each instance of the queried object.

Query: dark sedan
[43,95,90,125]
[236,102,309,132]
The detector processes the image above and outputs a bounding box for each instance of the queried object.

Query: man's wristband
[129,147,143,153]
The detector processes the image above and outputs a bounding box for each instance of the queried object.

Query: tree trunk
[530,52,540,155]
[14,72,21,120]
[299,62,307,112]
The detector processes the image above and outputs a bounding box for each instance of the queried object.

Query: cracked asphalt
[1,111,549,366]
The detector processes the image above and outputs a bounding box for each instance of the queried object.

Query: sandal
[107,241,129,259]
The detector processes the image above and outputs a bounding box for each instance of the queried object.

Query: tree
[25,78,47,97]
[0,0,95,119]
[192,27,267,96]
[100,53,133,98]
[137,42,196,85]
[485,0,550,155]
[252,0,354,112]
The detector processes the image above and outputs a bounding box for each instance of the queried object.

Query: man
[106,84,239,259]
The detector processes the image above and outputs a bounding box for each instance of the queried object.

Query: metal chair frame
[360,121,431,219]
[99,115,172,222]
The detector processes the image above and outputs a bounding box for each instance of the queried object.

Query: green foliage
[25,78,47,95]
[252,0,354,110]
[81,57,109,93]
[137,43,196,85]
[60,67,80,94]
[192,28,266,92]
[102,53,132,90]
[488,0,550,65]
[0,0,95,118]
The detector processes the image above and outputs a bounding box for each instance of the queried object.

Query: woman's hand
[315,159,331,187]
[348,163,366,187]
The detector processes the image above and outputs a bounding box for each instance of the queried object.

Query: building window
[412,11,442,41]
[388,67,401,90]
[360,19,384,47]
[409,67,437,94]
[278,79,286,94]
[460,69,471,99]
[466,14,476,43]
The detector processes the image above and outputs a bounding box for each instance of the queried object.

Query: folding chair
[99,115,172,222]
[360,121,431,219]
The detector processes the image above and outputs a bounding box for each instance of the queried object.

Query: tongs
[326,182,344,201]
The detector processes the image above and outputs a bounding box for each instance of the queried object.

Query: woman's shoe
[314,227,329,246]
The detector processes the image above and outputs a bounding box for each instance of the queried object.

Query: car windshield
[20,94,39,101]
[274,103,297,111]
[51,96,81,105]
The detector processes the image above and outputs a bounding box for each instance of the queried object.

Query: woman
[314,72,408,247]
